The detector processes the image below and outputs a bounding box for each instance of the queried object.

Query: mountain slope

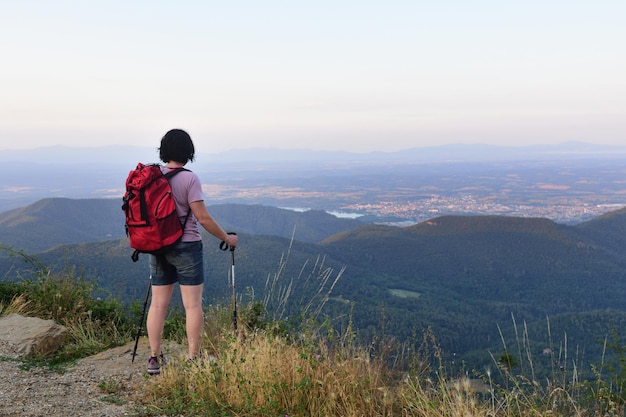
[0,198,125,252]
[317,213,626,361]
[202,203,362,243]
[322,214,621,309]
[0,198,363,253]
[575,206,626,255]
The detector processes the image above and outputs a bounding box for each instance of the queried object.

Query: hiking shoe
[147,354,166,375]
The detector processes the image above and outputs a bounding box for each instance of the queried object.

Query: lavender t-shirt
[162,166,203,242]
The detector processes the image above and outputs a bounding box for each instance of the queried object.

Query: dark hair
[159,129,196,164]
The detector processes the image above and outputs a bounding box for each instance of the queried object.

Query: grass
[98,378,127,405]
[0,245,136,365]
[142,315,610,417]
[148,330,396,416]
[4,245,626,416]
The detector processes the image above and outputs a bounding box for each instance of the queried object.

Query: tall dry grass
[141,236,626,417]
[148,320,586,417]
[143,306,626,416]
[149,329,396,416]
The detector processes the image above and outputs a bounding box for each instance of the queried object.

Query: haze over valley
[3,142,626,225]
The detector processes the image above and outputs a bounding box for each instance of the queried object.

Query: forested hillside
[2,198,626,377]
[0,198,362,253]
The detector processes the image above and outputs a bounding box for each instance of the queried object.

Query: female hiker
[145,128,238,375]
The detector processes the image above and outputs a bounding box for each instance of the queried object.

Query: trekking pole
[132,275,152,362]
[220,233,237,335]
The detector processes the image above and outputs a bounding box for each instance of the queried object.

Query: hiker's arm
[189,201,238,248]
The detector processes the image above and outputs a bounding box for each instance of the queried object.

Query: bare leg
[146,284,175,357]
[180,283,204,358]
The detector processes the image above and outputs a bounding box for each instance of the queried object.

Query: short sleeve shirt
[162,166,203,242]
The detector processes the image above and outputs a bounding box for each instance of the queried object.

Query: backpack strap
[162,166,189,180]
[163,166,192,233]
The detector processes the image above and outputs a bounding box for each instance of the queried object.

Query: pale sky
[1,1,624,153]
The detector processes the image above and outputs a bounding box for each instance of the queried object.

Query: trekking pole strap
[219,232,237,251]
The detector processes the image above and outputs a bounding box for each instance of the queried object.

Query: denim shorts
[149,240,205,286]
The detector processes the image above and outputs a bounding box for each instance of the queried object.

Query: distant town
[201,156,626,225]
[339,195,625,225]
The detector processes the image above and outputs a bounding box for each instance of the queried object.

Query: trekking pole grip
[219,232,237,251]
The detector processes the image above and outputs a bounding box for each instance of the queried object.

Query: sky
[1,1,624,153]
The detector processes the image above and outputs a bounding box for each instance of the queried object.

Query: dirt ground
[0,338,183,417]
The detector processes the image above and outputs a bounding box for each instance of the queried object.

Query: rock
[0,313,67,358]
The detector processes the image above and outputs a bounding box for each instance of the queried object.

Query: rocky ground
[0,338,183,417]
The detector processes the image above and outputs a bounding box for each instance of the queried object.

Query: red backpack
[122,163,190,262]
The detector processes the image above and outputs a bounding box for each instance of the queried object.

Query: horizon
[1,1,624,153]
[3,140,626,155]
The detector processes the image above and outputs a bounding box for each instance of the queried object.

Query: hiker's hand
[225,234,238,249]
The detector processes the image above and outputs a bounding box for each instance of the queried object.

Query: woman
[146,128,238,375]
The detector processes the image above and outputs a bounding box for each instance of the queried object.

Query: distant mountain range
[6,141,626,167]
[2,198,626,379]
